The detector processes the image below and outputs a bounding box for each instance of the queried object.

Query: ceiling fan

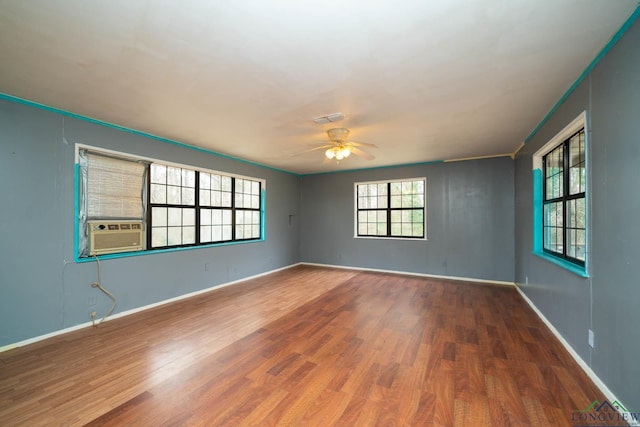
[301,128,377,162]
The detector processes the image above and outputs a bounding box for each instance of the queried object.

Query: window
[542,129,586,265]
[355,178,426,239]
[533,111,587,274]
[78,146,264,257]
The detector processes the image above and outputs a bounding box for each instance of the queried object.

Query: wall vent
[88,220,143,256]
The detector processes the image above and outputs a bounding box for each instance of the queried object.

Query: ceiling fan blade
[351,147,375,160]
[348,141,378,148]
[292,144,333,156]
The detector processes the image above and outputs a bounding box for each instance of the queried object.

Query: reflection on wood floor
[0,265,616,426]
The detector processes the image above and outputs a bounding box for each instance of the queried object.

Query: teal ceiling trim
[524,5,640,144]
[0,92,296,176]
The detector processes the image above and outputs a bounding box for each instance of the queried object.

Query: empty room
[1,1,639,426]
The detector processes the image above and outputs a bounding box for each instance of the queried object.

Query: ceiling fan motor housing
[327,128,350,142]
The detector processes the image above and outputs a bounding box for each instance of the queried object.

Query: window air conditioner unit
[88,220,144,255]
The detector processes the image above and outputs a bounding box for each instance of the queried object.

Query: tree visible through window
[355,178,426,239]
[542,129,585,265]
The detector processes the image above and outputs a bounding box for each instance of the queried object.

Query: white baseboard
[300,262,516,287]
[0,263,299,354]
[514,284,638,426]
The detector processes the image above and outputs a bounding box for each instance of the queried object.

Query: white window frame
[532,111,588,276]
[353,177,427,241]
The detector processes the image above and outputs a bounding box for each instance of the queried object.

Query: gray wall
[300,157,515,282]
[0,99,300,347]
[514,19,640,409]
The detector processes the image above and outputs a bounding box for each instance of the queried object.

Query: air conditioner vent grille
[88,220,143,255]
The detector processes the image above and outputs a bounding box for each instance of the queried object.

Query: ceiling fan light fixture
[325,148,335,159]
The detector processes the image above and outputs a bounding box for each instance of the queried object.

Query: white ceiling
[0,1,637,174]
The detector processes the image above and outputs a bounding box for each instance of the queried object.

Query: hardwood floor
[0,265,617,426]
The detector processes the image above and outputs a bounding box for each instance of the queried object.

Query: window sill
[75,237,264,263]
[532,251,588,278]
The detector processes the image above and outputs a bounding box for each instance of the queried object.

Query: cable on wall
[92,256,117,325]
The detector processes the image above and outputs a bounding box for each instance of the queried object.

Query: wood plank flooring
[0,265,617,426]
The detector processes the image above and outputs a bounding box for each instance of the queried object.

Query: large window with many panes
[542,128,586,266]
[355,178,426,239]
[149,165,261,249]
[79,146,263,257]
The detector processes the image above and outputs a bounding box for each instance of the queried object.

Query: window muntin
[356,178,426,239]
[542,129,585,265]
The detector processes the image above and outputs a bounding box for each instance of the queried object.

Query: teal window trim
[532,168,588,278]
[73,237,265,263]
[74,146,266,262]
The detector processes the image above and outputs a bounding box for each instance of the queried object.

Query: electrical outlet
[88,296,96,306]
[588,329,595,348]
[525,276,528,285]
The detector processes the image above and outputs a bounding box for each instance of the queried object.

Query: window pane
[390,182,401,195]
[358,223,368,235]
[168,208,181,226]
[152,207,167,227]
[183,226,195,244]
[358,196,367,209]
[183,209,195,226]
[167,167,181,186]
[182,188,195,205]
[211,174,221,190]
[367,223,377,235]
[222,225,232,240]
[221,192,231,207]
[212,209,221,224]
[200,190,210,206]
[212,191,222,206]
[200,172,210,189]
[201,225,212,242]
[402,223,411,236]
[151,164,166,184]
[212,226,222,241]
[182,170,195,188]
[168,227,182,246]
[221,176,232,191]
[391,223,401,236]
[151,184,166,204]
[151,228,167,247]
[167,186,181,204]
